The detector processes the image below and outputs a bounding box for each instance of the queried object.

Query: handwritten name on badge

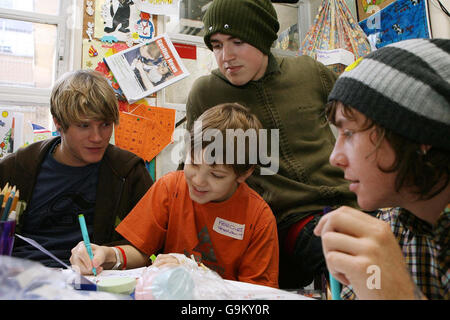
[213,217,245,240]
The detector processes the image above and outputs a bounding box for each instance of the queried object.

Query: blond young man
[70,103,280,288]
[0,70,153,267]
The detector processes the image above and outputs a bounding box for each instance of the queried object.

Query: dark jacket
[186,54,357,229]
[0,137,153,244]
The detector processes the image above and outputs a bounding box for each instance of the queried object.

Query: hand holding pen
[75,214,100,276]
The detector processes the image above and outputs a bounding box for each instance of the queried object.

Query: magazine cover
[104,34,190,103]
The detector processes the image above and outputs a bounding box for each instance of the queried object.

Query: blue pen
[323,206,341,300]
[329,273,342,300]
[78,214,97,276]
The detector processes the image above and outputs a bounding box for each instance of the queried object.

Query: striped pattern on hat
[328,38,450,151]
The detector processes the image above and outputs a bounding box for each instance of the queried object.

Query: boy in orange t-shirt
[70,103,279,288]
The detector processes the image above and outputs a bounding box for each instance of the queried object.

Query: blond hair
[50,70,119,131]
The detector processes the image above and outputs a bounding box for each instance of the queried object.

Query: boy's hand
[151,254,180,269]
[69,241,106,275]
[314,206,422,299]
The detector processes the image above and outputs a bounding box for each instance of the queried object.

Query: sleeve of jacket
[186,76,211,131]
[126,160,153,216]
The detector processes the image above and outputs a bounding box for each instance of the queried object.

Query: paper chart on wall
[114,104,176,161]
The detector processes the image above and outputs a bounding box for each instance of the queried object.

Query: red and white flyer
[105,34,190,103]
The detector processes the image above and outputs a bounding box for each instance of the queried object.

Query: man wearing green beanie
[185,0,357,289]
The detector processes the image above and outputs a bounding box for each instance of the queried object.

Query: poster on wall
[104,34,190,103]
[356,0,396,21]
[95,0,156,44]
[0,110,24,159]
[136,0,180,15]
[359,0,431,49]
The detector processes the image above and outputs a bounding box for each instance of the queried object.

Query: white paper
[85,267,147,282]
[223,280,314,300]
[135,0,179,15]
[15,234,71,269]
[316,48,355,66]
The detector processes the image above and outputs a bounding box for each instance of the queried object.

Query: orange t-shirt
[116,170,279,288]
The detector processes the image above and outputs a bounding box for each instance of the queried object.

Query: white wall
[428,0,450,38]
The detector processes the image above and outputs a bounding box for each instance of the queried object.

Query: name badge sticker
[213,217,245,240]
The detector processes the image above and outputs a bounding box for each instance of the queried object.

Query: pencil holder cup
[0,220,16,256]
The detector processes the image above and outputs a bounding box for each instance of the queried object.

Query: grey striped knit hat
[328,38,450,151]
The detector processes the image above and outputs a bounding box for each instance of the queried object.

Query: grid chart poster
[359,0,431,49]
[114,104,176,161]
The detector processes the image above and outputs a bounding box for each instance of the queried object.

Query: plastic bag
[135,253,233,300]
[0,255,130,300]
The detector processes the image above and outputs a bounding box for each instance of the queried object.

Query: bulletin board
[81,0,181,176]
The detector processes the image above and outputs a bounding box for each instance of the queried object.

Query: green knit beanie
[203,0,280,55]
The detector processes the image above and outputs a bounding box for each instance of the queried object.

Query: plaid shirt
[341,206,449,300]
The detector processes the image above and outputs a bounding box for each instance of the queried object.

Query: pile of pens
[0,183,26,223]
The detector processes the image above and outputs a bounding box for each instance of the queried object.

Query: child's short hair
[50,70,119,131]
[187,103,263,177]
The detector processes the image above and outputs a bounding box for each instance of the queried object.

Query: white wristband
[111,247,121,270]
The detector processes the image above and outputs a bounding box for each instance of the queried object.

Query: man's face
[329,103,399,211]
[57,119,113,167]
[210,33,268,86]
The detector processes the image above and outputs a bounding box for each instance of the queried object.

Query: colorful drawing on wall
[114,103,176,161]
[31,123,52,143]
[95,0,142,44]
[136,11,155,42]
[0,111,24,158]
[356,0,396,21]
[359,0,431,49]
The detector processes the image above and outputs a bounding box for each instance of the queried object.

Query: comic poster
[359,0,431,49]
[104,34,189,103]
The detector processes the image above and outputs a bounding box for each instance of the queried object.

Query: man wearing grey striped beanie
[315,38,449,300]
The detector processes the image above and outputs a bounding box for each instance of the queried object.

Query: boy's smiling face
[184,152,251,204]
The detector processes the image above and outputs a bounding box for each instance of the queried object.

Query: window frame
[0,0,83,106]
